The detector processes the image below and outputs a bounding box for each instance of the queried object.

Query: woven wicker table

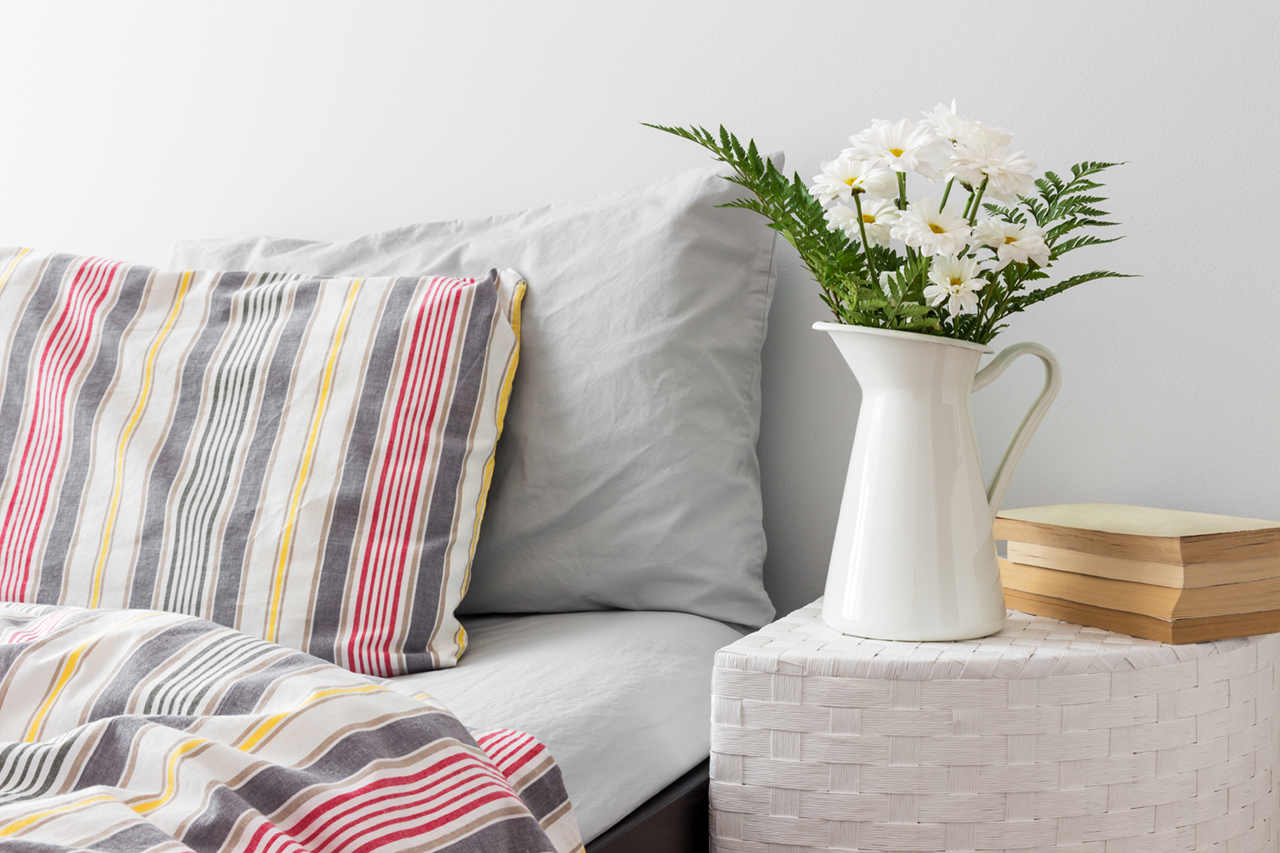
[710,599,1280,852]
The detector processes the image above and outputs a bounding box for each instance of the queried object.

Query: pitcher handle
[973,341,1061,518]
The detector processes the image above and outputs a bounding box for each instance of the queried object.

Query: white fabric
[385,610,743,843]
[168,161,780,630]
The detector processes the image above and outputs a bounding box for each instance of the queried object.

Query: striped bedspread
[0,603,583,852]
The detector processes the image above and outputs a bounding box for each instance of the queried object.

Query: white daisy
[945,137,1037,201]
[826,198,899,248]
[824,204,860,238]
[973,219,1051,270]
[924,255,985,315]
[890,197,971,257]
[843,119,944,179]
[809,157,896,205]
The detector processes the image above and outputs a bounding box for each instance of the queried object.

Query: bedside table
[710,599,1280,852]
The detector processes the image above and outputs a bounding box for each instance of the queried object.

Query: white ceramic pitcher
[815,322,1061,641]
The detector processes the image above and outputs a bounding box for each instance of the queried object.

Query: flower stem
[852,193,879,283]
[896,172,908,211]
[940,176,955,208]
[968,177,989,226]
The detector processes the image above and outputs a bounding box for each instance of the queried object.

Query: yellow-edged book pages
[994,503,1280,564]
[1002,588,1280,644]
[1005,541,1280,589]
[999,559,1280,619]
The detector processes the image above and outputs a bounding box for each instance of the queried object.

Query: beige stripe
[267,737,471,825]
[0,253,48,431]
[87,270,186,608]
[540,798,576,830]
[295,279,395,655]
[60,270,213,607]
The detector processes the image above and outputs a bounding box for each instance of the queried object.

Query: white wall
[3,1,1277,618]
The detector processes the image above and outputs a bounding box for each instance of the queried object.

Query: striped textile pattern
[0,248,524,675]
[0,602,583,852]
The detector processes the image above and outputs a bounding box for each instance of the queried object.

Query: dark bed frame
[588,759,710,853]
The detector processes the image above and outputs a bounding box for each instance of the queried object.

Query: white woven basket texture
[710,600,1280,852]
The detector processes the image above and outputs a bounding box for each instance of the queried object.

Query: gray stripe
[37,264,152,603]
[211,651,320,715]
[212,278,321,626]
[84,822,178,853]
[0,254,73,505]
[0,735,83,806]
[88,619,224,720]
[402,271,499,663]
[513,761,573,822]
[129,271,250,608]
[184,713,469,847]
[307,277,419,662]
[161,277,289,615]
[143,632,276,715]
[71,717,154,790]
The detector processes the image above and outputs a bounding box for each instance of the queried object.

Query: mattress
[386,609,743,842]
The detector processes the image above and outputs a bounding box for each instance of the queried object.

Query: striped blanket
[0,603,583,852]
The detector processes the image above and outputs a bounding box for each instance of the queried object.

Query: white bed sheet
[386,610,743,842]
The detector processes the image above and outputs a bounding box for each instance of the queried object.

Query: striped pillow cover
[0,247,523,675]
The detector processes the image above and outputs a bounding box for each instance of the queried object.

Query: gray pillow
[169,162,779,628]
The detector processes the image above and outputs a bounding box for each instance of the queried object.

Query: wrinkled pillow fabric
[0,248,523,675]
[170,161,780,628]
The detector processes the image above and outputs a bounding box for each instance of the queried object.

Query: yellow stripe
[129,736,209,814]
[0,246,32,290]
[23,642,89,742]
[90,270,193,607]
[0,793,115,836]
[132,682,382,815]
[265,279,363,643]
[457,280,525,619]
[238,683,382,751]
[23,612,153,742]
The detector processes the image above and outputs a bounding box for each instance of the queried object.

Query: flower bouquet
[651,105,1132,641]
[648,103,1129,345]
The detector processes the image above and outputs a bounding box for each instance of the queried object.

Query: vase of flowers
[651,104,1128,640]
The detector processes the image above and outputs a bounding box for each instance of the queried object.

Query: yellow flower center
[862,214,876,224]
[844,177,858,186]
[950,277,964,287]
[1004,235,1019,244]
[889,148,905,157]
[929,223,946,234]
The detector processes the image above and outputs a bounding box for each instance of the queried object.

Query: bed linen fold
[0,603,582,852]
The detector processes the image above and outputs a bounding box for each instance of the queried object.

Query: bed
[388,610,744,845]
[0,157,780,849]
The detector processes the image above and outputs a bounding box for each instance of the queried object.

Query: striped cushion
[0,248,523,675]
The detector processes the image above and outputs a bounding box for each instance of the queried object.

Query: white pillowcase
[170,161,780,628]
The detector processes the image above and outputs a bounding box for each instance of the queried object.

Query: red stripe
[356,278,452,673]
[286,747,500,836]
[0,258,114,593]
[349,790,516,853]
[0,258,118,599]
[346,276,450,674]
[241,818,308,853]
[4,609,71,643]
[483,730,545,777]
[489,732,535,766]
[300,770,508,849]
[346,276,445,674]
[496,739,546,779]
[367,283,464,669]
[345,277,468,675]
[289,752,514,849]
[477,728,524,761]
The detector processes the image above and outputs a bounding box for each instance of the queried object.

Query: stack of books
[994,503,1280,643]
